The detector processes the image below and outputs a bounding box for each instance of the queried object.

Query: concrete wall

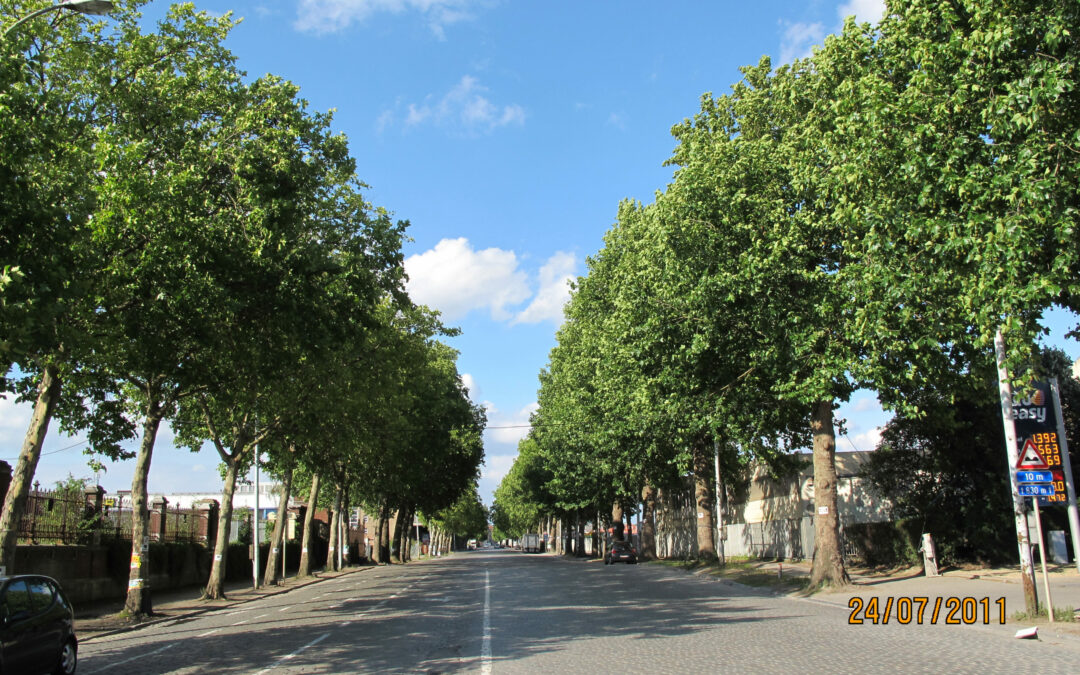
[651,451,889,561]
[15,542,210,606]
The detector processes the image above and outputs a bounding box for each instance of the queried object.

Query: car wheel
[53,639,77,675]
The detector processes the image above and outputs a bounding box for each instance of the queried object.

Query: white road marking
[253,631,330,675]
[84,643,175,674]
[279,605,292,612]
[481,569,492,675]
[197,628,221,638]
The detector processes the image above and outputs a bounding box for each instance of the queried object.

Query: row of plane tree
[495,0,1080,589]
[0,1,485,617]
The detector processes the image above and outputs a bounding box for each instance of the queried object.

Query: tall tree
[0,0,140,575]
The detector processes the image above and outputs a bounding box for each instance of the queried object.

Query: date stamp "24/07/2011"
[847,597,1006,625]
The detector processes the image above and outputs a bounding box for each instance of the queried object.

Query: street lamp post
[3,1,115,39]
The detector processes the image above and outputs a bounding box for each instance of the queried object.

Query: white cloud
[481,452,517,484]
[395,76,525,134]
[851,395,881,413]
[779,21,825,64]
[837,0,885,24]
[514,252,576,325]
[778,2,885,65]
[294,0,477,36]
[405,240,576,324]
[846,427,883,452]
[375,109,395,135]
[404,238,531,321]
[483,401,536,446]
[460,373,481,400]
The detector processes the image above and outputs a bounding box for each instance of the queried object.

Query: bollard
[920,533,941,577]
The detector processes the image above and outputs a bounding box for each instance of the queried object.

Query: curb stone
[77,565,372,644]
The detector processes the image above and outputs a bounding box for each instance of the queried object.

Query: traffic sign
[1016,470,1053,483]
[1016,438,1049,470]
[1019,484,1055,497]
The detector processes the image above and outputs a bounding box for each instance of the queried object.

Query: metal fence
[99,504,210,543]
[17,488,90,545]
[17,489,210,545]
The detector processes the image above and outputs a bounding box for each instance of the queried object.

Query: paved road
[79,551,1080,674]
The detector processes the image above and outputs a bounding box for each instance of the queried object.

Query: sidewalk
[738,559,1080,642]
[76,565,375,643]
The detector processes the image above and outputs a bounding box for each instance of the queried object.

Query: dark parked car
[0,575,77,674]
[604,541,637,565]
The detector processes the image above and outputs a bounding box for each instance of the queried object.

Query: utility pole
[995,329,1038,614]
[713,438,725,564]
[253,440,260,590]
[1050,378,1080,575]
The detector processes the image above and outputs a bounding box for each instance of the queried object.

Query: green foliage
[842,521,923,567]
[492,438,553,538]
[860,380,1015,564]
[427,485,488,541]
[861,349,1080,564]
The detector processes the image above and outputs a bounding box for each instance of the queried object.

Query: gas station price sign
[1012,383,1068,505]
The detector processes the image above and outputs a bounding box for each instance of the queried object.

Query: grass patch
[1011,606,1077,623]
[649,558,809,590]
[725,572,811,590]
[653,559,712,571]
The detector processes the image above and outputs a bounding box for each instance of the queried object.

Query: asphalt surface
[76,551,1080,674]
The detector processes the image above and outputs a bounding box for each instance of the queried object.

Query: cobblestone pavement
[488,554,1080,674]
[74,552,1080,673]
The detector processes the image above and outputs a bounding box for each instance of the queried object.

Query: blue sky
[5,0,1079,507]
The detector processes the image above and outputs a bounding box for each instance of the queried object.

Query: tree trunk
[341,486,351,566]
[264,463,293,586]
[611,502,625,542]
[379,503,391,563]
[808,399,850,589]
[391,504,408,563]
[327,483,341,572]
[204,457,242,599]
[591,512,599,557]
[0,362,62,575]
[575,511,585,557]
[693,441,717,560]
[372,507,385,563]
[124,407,164,617]
[401,507,412,562]
[640,483,658,560]
[298,473,320,577]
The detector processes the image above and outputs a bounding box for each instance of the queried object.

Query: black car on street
[0,574,78,674]
[604,541,638,565]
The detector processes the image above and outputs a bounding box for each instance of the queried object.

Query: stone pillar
[287,505,303,542]
[150,496,168,542]
[198,500,219,546]
[83,486,105,545]
[0,460,11,507]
